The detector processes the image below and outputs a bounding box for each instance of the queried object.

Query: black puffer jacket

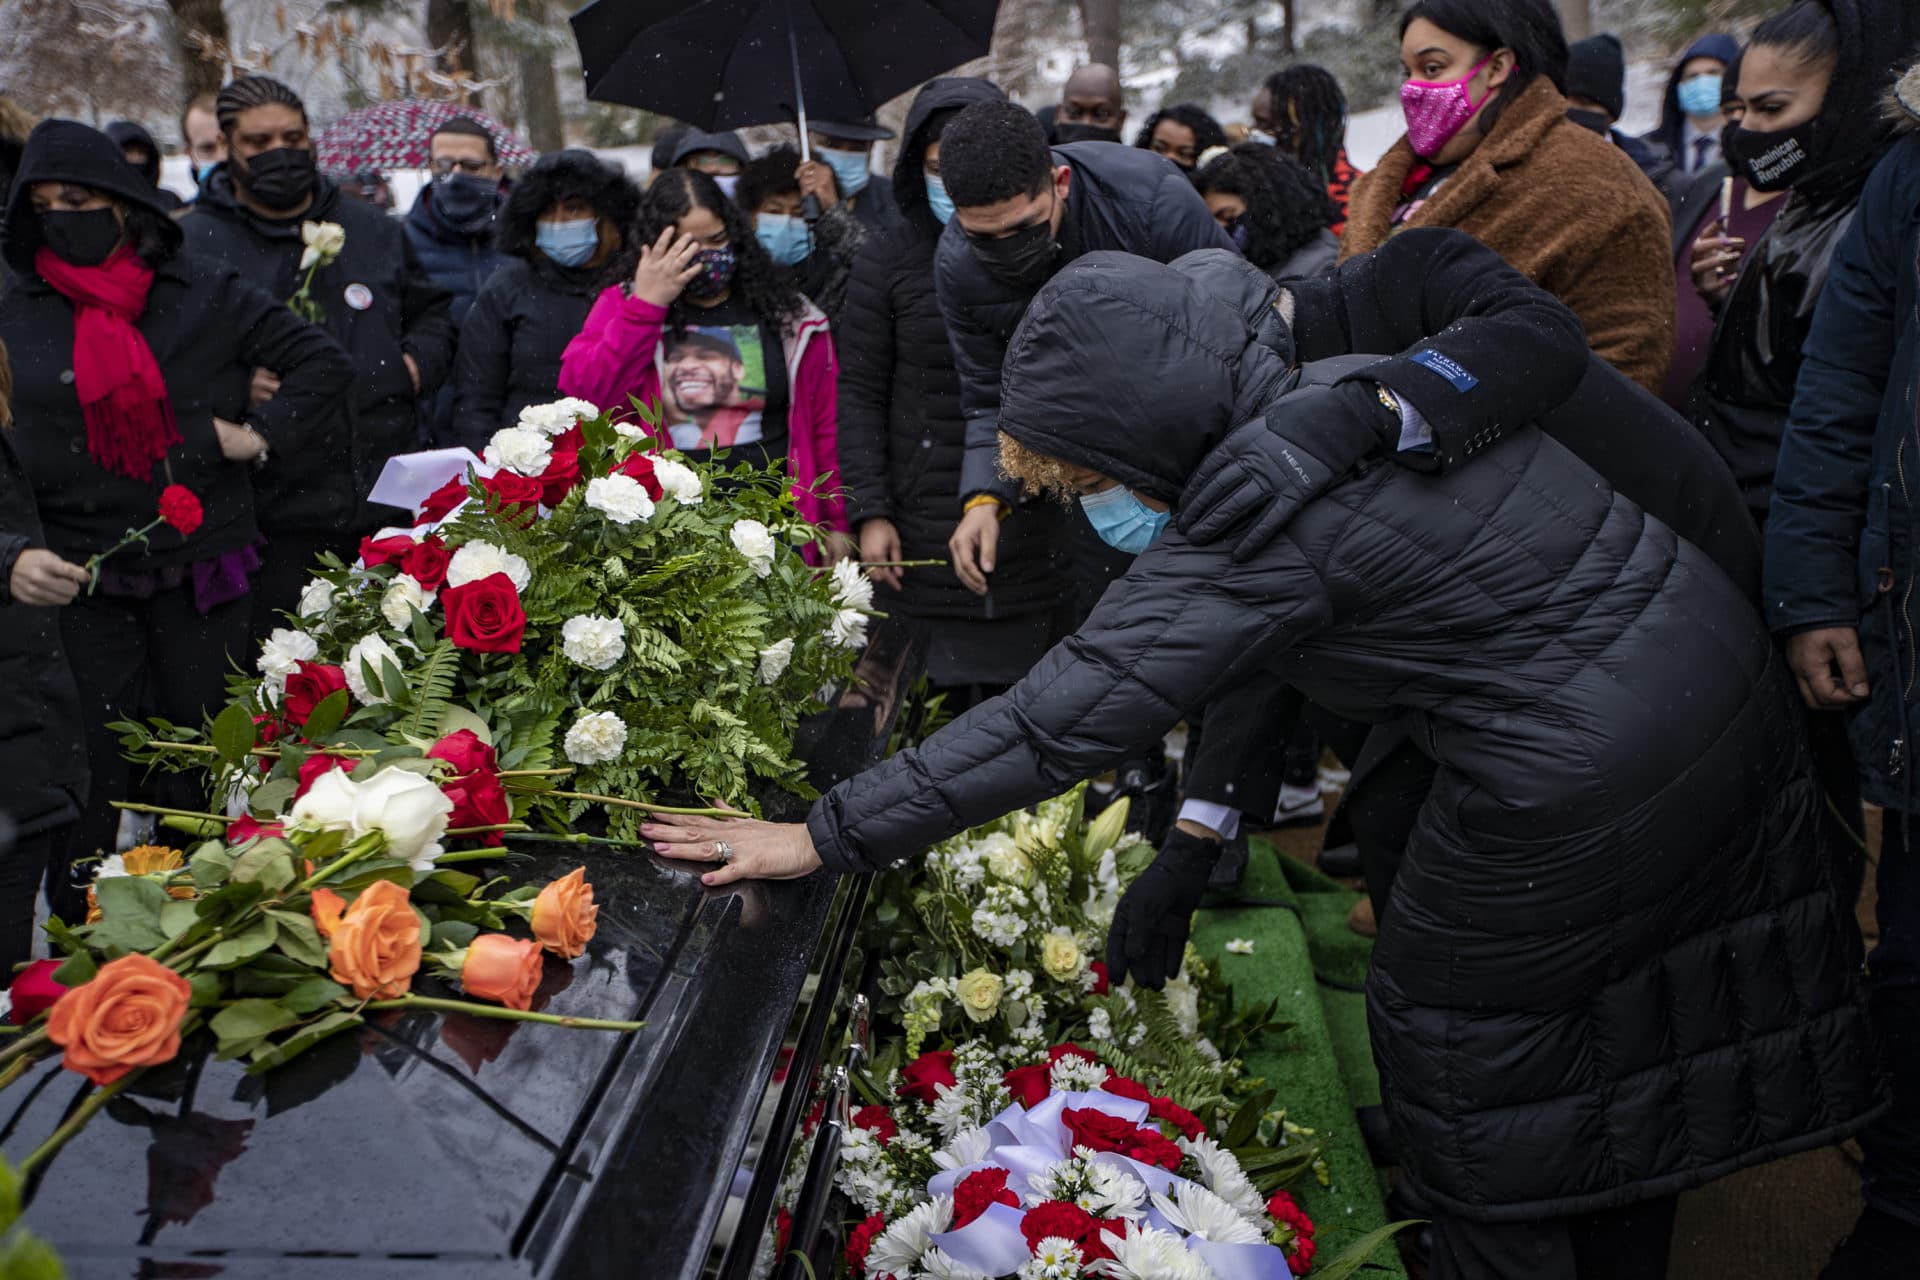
[809,251,1877,1220]
[182,169,456,532]
[450,255,600,451]
[837,77,1067,619]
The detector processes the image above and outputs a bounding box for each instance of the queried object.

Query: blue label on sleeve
[1409,348,1479,392]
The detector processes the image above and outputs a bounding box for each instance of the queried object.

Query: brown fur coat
[1342,77,1675,394]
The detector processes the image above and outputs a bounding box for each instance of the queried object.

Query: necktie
[1693,136,1714,173]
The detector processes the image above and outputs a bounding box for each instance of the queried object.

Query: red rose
[294,752,352,798]
[402,535,452,591]
[253,713,285,774]
[1090,962,1111,995]
[1049,1043,1098,1066]
[283,661,348,725]
[613,450,665,501]
[775,1207,792,1257]
[1267,1190,1317,1274]
[1003,1062,1053,1110]
[953,1167,1019,1229]
[538,425,583,506]
[228,814,285,845]
[851,1104,897,1146]
[1019,1200,1121,1262]
[845,1213,886,1275]
[481,471,544,525]
[441,572,527,654]
[359,533,416,567]
[1150,1095,1205,1141]
[8,959,67,1025]
[1100,1074,1151,1103]
[896,1049,958,1104]
[157,484,203,536]
[1060,1108,1184,1172]
[428,729,510,843]
[416,475,469,525]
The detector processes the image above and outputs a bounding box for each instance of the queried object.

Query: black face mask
[967,208,1060,290]
[1567,109,1612,137]
[433,173,499,234]
[1053,122,1123,145]
[40,207,124,267]
[241,147,318,211]
[1724,119,1819,192]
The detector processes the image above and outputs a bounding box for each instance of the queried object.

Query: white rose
[729,519,775,577]
[298,219,345,269]
[297,578,336,618]
[345,633,403,705]
[652,456,704,504]
[830,558,875,611]
[584,474,656,525]
[517,397,599,436]
[256,627,319,690]
[483,426,553,476]
[564,710,629,765]
[380,575,436,629]
[287,767,360,833]
[350,767,454,872]
[757,637,795,685]
[827,607,869,650]
[445,541,531,592]
[561,614,626,671]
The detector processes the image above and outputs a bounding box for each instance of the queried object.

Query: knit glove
[1105,827,1222,991]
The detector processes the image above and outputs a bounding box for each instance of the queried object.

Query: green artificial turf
[1193,838,1406,1277]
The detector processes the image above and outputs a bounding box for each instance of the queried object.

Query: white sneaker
[1272,783,1325,828]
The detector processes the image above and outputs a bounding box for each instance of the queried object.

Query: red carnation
[294,752,352,798]
[1060,1108,1184,1172]
[953,1167,1020,1229]
[416,475,469,525]
[775,1207,792,1257]
[614,450,665,501]
[1019,1200,1121,1262]
[1003,1061,1053,1109]
[228,814,285,845]
[157,484,203,536]
[7,959,67,1025]
[359,533,416,568]
[442,572,528,654]
[481,471,544,525]
[1090,962,1111,995]
[537,424,584,507]
[845,1214,886,1275]
[402,535,452,591]
[428,729,510,844]
[283,660,348,726]
[896,1049,958,1104]
[1267,1190,1317,1274]
[851,1105,897,1146]
[1100,1074,1151,1103]
[1150,1095,1205,1141]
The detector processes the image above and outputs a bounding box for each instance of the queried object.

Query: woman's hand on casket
[642,811,824,887]
[1105,824,1222,990]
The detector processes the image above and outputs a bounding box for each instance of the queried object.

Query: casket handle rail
[779,1063,850,1280]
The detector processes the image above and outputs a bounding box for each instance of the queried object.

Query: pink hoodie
[558,287,847,533]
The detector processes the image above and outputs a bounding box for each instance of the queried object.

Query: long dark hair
[1400,0,1570,136]
[1260,65,1348,184]
[497,149,640,265]
[1194,143,1337,271]
[607,167,803,326]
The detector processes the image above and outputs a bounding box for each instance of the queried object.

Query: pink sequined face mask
[1400,55,1495,158]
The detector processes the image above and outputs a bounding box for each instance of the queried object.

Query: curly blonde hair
[996,431,1080,504]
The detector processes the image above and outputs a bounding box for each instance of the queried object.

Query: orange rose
[460,934,544,1011]
[45,953,192,1086]
[327,880,422,999]
[310,887,346,939]
[530,867,598,959]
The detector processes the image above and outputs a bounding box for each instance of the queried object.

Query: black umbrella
[570,0,1001,162]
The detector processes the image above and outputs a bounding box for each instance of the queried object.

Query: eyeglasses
[430,157,495,178]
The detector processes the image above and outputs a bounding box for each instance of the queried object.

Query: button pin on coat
[343,283,373,312]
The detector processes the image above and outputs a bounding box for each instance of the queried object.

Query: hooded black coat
[836,77,1067,625]
[1640,32,1740,182]
[936,140,1236,503]
[182,168,456,533]
[808,251,1878,1221]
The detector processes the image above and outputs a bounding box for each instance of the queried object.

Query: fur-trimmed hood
[1892,62,1920,131]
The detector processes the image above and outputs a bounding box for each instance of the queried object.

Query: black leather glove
[1106,827,1221,991]
[1177,381,1401,563]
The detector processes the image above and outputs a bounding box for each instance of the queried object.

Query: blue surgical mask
[819,146,871,198]
[1677,74,1723,118]
[193,160,216,185]
[925,175,955,224]
[1080,484,1169,554]
[536,217,600,267]
[756,212,812,266]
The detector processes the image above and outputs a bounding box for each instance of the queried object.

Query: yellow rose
[1040,932,1084,983]
[956,968,1005,1023]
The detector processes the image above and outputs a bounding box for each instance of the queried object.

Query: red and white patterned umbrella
[312,99,539,174]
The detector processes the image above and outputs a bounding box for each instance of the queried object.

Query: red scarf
[35,245,180,481]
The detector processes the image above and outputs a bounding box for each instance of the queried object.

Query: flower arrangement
[117,398,871,842]
[288,220,345,322]
[83,484,202,592]
[0,753,631,1178]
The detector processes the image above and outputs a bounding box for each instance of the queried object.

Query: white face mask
[715,175,741,199]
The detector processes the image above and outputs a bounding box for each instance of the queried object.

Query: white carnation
[517,397,598,435]
[563,710,628,765]
[297,578,335,618]
[584,474,656,525]
[613,422,646,441]
[380,575,436,629]
[652,456,703,504]
[830,558,875,610]
[345,633,403,705]
[446,541,531,592]
[757,637,794,685]
[729,519,775,577]
[828,607,869,649]
[483,425,553,476]
[561,615,626,671]
[256,627,318,690]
